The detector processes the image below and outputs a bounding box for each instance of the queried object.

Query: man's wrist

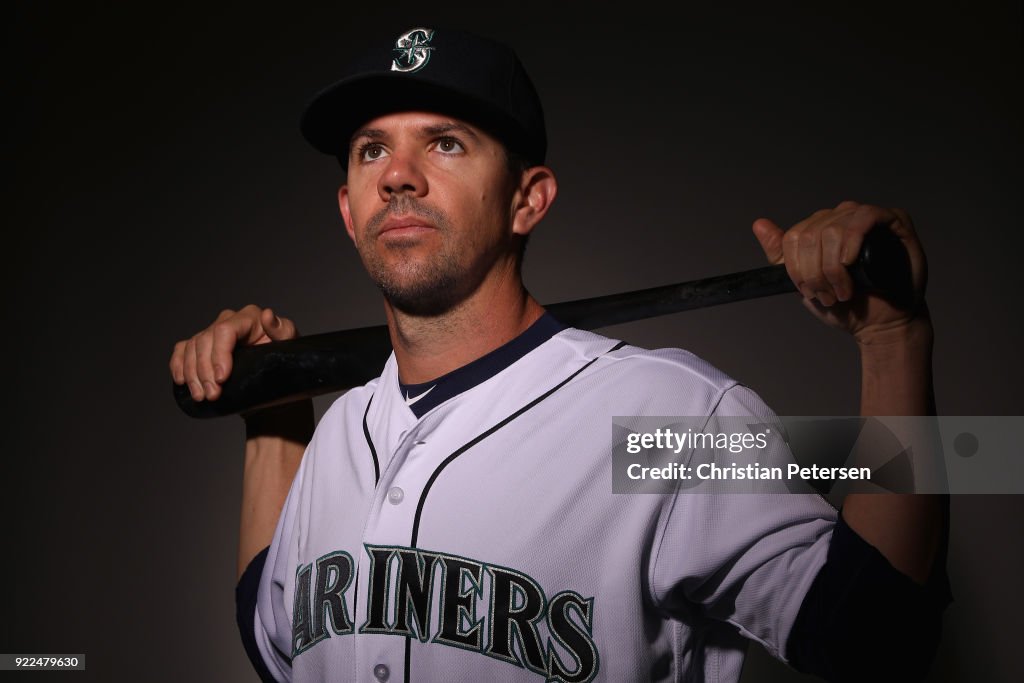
[855,307,934,358]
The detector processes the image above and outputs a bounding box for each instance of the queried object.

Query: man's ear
[511,166,558,237]
[338,185,356,242]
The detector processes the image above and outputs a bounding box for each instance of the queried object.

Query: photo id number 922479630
[1,654,85,670]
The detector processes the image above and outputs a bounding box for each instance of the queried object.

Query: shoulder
[610,342,737,389]
[549,327,775,418]
[553,327,733,383]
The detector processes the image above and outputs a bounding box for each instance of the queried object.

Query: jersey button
[373,664,390,681]
[387,487,405,505]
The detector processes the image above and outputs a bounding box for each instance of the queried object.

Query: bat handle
[849,227,915,307]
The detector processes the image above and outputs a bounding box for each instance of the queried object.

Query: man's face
[338,111,523,316]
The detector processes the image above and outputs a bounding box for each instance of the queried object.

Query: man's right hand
[169,305,299,402]
[171,306,310,581]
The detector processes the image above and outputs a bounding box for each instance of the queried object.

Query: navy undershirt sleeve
[236,546,279,683]
[786,507,952,681]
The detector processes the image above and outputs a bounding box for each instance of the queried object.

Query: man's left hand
[752,200,929,345]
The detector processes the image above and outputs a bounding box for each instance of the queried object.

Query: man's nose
[377,151,428,201]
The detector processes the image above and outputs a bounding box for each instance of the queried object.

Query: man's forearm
[842,313,943,585]
[238,401,314,580]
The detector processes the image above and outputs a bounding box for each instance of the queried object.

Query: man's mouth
[376,215,438,239]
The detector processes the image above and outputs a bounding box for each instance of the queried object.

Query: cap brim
[300,74,539,162]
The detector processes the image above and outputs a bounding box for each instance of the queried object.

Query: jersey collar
[398,313,566,418]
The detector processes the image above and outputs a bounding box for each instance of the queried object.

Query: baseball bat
[173,228,913,418]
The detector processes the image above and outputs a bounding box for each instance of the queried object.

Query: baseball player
[170,27,950,682]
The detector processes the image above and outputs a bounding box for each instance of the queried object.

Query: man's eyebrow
[422,122,481,140]
[350,128,386,143]
[346,128,385,158]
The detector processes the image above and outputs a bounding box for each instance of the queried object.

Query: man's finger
[752,218,785,265]
[836,205,897,258]
[781,226,806,298]
[195,329,220,398]
[263,308,298,342]
[183,339,204,401]
[212,318,253,385]
[821,224,853,302]
[170,341,186,385]
[795,227,833,305]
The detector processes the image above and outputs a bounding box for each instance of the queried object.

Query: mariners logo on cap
[391,27,434,73]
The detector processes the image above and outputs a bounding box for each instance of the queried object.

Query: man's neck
[384,275,545,385]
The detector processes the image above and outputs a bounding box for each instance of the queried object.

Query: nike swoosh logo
[405,385,437,406]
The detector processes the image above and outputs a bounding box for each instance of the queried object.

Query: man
[170,27,948,682]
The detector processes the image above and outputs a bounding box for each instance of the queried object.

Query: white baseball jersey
[251,315,837,682]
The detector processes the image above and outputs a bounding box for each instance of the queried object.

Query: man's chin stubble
[368,259,470,318]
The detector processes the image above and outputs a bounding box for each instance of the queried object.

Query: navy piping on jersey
[402,338,628,683]
[397,312,567,418]
[361,397,380,486]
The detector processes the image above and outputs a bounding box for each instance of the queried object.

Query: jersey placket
[352,405,450,682]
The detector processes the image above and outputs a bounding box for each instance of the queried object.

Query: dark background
[5,1,1022,681]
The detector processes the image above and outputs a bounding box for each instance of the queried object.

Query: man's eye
[358,143,387,162]
[435,137,465,154]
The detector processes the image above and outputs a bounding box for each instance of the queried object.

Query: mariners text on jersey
[291,544,598,682]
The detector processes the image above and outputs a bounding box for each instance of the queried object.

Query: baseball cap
[300,27,547,165]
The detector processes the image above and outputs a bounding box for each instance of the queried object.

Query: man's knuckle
[823,262,846,279]
[819,228,841,246]
[805,273,826,288]
[798,230,819,248]
[211,322,236,339]
[855,204,883,221]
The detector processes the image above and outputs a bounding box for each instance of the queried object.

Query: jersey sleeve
[647,383,838,661]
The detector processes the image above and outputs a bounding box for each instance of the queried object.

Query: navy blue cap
[300,27,547,165]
